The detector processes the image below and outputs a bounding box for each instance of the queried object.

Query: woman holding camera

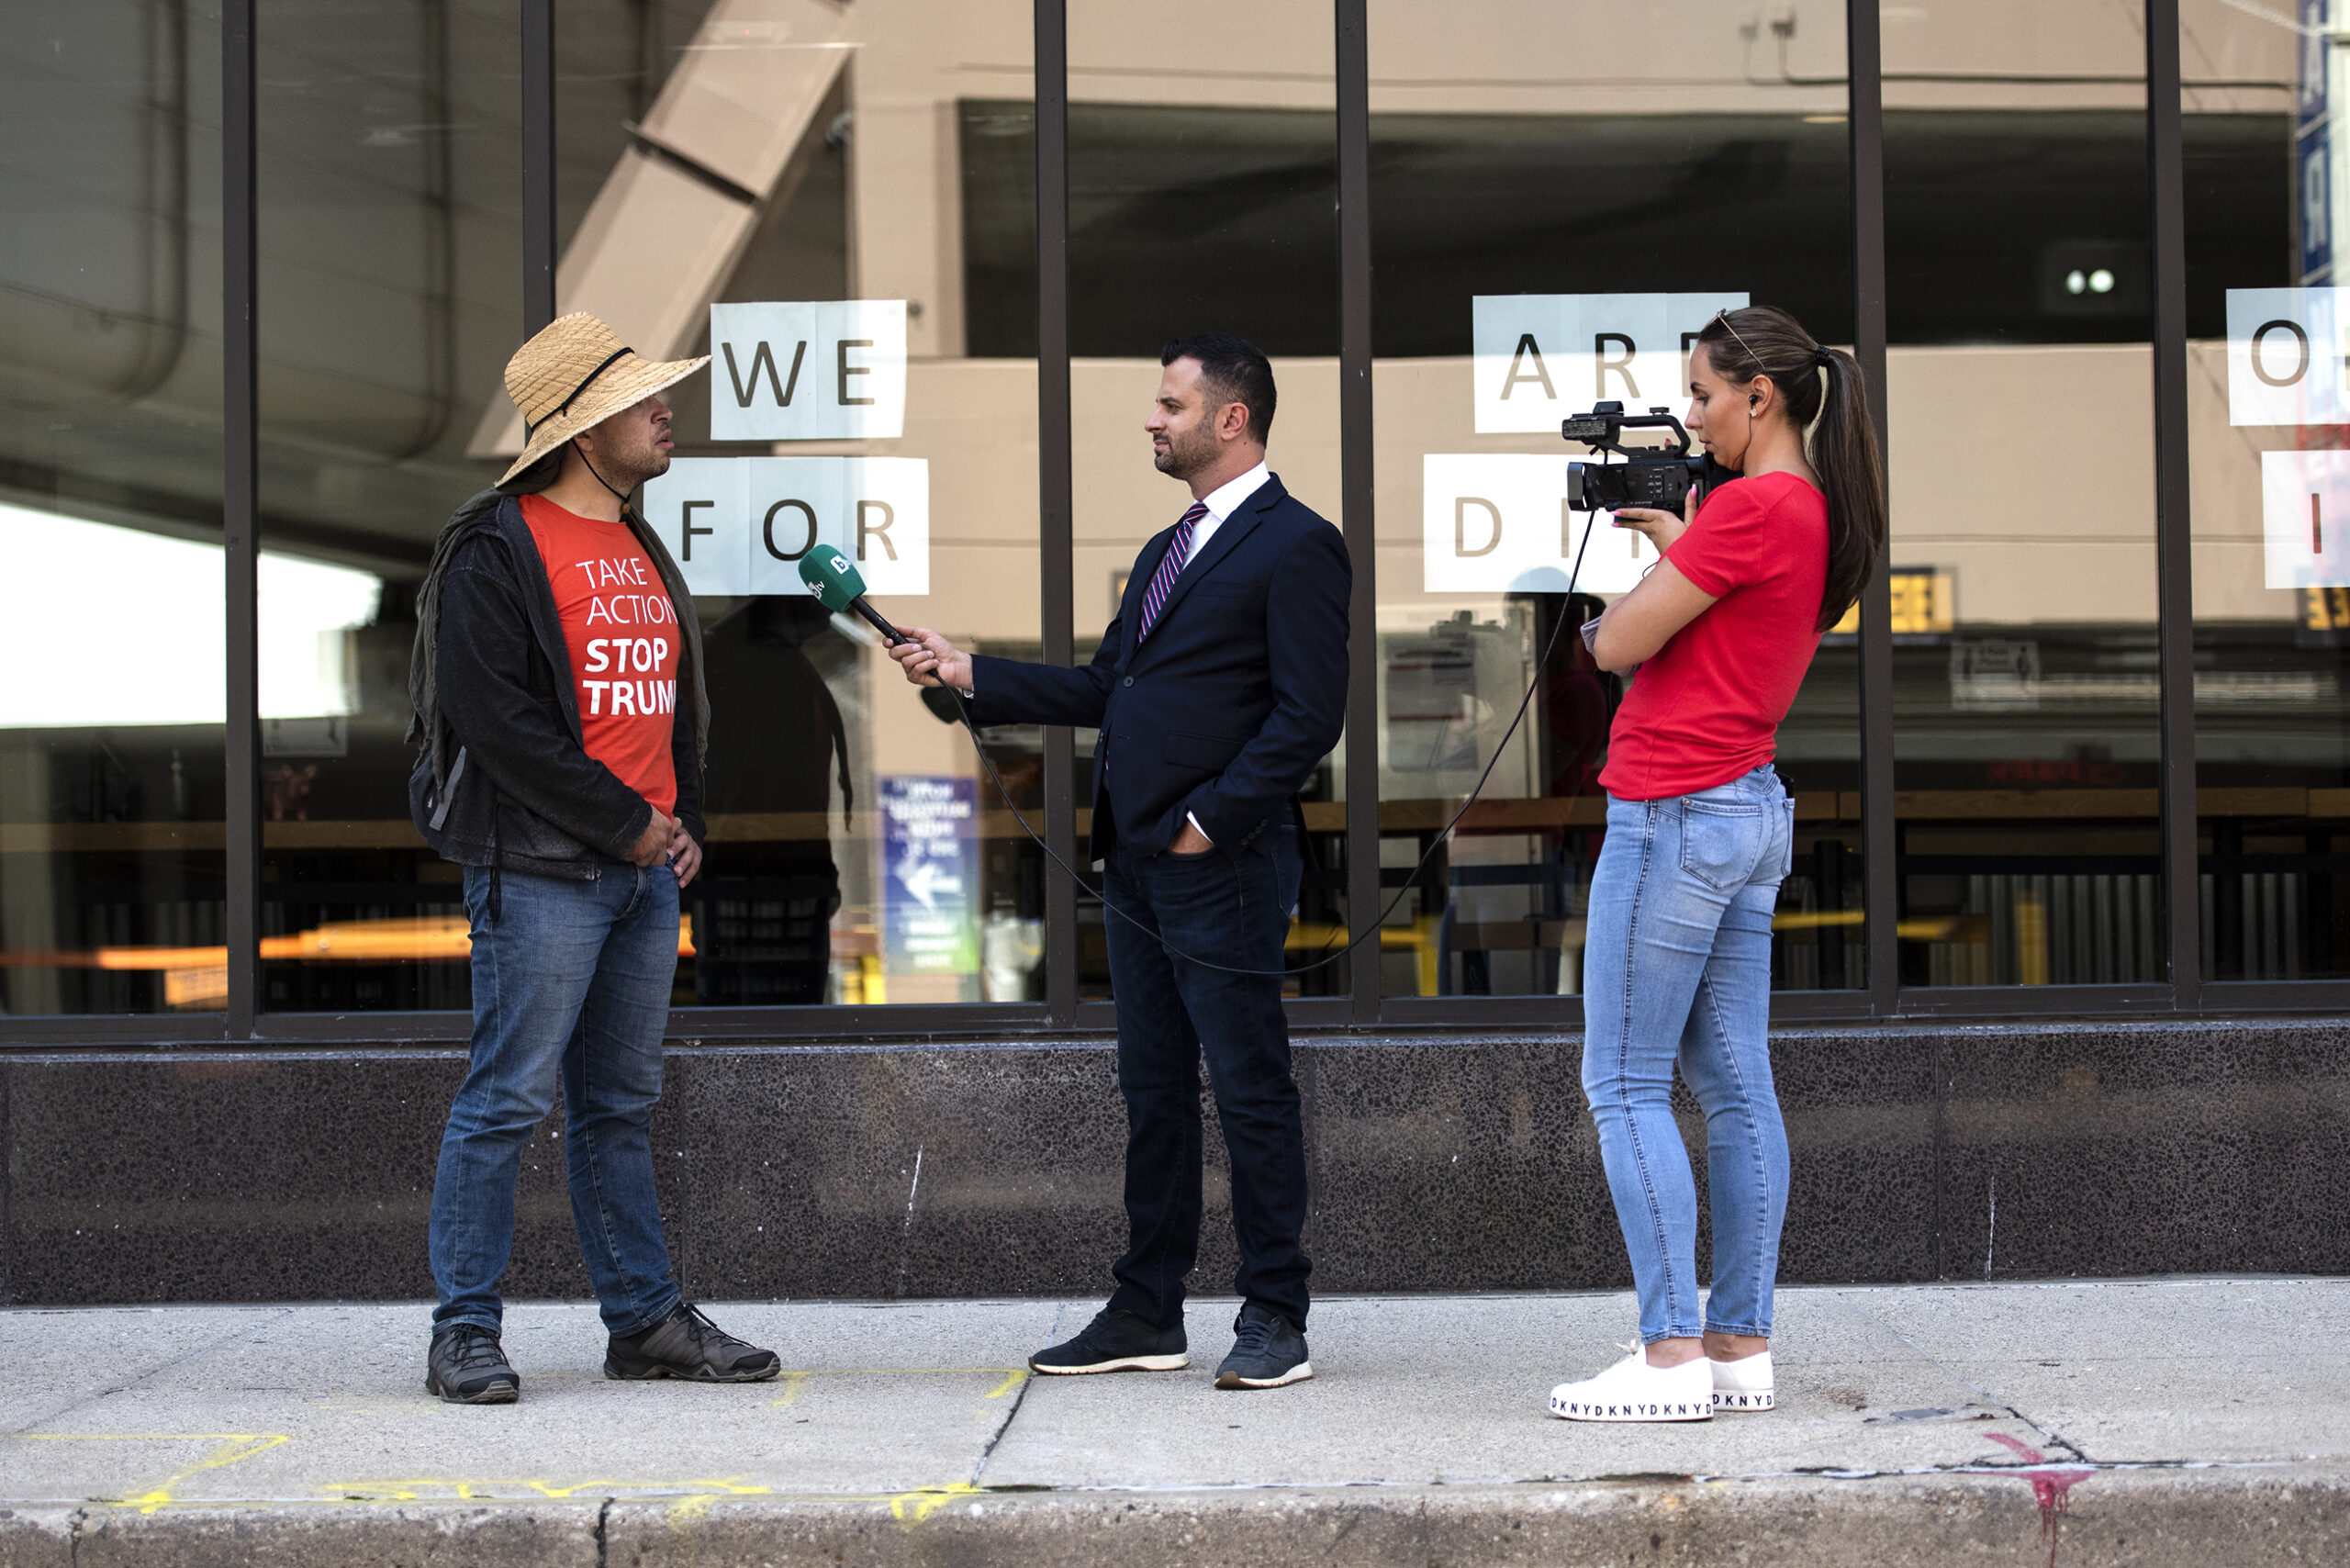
[1548,305,1885,1423]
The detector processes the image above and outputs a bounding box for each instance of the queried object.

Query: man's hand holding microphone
[888,629,971,695]
[806,543,1214,850]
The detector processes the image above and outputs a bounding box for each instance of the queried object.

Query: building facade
[2,1,2346,1306]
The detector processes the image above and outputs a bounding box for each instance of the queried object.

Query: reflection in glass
[241,0,1053,1009]
[2186,3,2343,980]
[1884,0,2165,987]
[0,2,226,1014]
[1063,3,1348,1001]
[643,2,1046,1005]
[1367,0,1859,998]
[254,0,520,1011]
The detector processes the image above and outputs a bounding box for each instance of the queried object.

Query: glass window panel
[1367,0,1861,1000]
[2182,1,2335,980]
[0,2,227,1015]
[255,0,520,1010]
[644,1,1044,1006]
[1062,4,1348,1001]
[1885,1,2164,989]
[252,0,1047,1012]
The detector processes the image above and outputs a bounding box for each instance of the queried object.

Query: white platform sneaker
[1709,1350,1774,1412]
[1548,1346,1714,1422]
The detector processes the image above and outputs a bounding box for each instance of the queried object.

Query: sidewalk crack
[970,1301,1060,1487]
[6,1305,300,1438]
[1830,1290,2088,1462]
[594,1495,613,1568]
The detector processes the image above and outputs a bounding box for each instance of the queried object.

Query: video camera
[1563,401,1725,513]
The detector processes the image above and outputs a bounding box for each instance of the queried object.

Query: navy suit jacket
[968,473,1350,861]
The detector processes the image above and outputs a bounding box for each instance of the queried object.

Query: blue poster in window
[881,776,980,983]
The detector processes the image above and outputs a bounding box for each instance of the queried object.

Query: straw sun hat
[498,312,708,485]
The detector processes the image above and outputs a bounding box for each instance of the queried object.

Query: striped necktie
[1136,501,1208,642]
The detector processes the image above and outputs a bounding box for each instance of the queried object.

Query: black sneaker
[1214,1302,1311,1389]
[604,1304,780,1383]
[426,1323,520,1405]
[1028,1306,1189,1374]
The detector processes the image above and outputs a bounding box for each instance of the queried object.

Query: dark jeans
[429,857,682,1338]
[1101,822,1311,1330]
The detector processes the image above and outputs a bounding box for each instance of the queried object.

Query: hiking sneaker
[1549,1344,1713,1422]
[1710,1349,1774,1412]
[426,1323,519,1405]
[1028,1306,1189,1374]
[1214,1302,1312,1389]
[604,1304,780,1383]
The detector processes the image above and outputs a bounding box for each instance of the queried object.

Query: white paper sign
[709,300,909,440]
[1472,292,1748,434]
[2261,448,2350,587]
[643,456,930,598]
[2227,286,2350,425]
[1422,454,1654,595]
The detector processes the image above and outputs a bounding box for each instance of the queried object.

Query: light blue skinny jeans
[1582,764,1796,1344]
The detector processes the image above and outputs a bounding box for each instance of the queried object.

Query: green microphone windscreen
[798,543,865,613]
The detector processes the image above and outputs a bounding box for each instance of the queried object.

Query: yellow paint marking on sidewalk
[984,1369,1029,1399]
[12,1432,292,1514]
[889,1481,980,1525]
[311,1478,981,1529]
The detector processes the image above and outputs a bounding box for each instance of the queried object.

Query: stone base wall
[4,1019,2344,1305]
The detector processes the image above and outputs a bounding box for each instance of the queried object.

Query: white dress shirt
[1158,462,1268,845]
[1185,459,1270,558]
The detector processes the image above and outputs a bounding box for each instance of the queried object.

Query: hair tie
[1813,346,1833,369]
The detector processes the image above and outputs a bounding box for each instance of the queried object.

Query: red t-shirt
[1597,471,1829,801]
[520,494,681,818]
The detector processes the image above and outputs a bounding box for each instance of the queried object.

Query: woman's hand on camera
[1612,491,1693,554]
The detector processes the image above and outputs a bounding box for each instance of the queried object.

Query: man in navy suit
[890,334,1348,1390]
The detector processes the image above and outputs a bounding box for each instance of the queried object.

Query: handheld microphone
[798,544,907,646]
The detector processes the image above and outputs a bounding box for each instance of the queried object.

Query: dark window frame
[6,0,2234,1048]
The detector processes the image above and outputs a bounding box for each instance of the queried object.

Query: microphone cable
[932,506,1606,980]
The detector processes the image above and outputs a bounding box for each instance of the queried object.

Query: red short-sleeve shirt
[1596,471,1829,801]
[520,494,682,818]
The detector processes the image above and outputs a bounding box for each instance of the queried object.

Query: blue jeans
[430,857,682,1338]
[1581,765,1795,1344]
[1101,822,1312,1330]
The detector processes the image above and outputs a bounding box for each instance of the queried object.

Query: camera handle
[1561,399,1691,460]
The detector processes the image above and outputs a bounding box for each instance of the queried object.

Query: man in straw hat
[406,312,778,1403]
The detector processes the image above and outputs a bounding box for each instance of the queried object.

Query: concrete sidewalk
[1,1279,2345,1565]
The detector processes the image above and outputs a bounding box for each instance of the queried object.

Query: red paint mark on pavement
[1977,1431,2096,1568]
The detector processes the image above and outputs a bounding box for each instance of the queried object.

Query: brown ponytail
[1695,306,1886,633]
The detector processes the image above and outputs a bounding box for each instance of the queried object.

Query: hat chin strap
[573,437,637,509]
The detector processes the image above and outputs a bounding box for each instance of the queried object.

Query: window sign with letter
[2263,448,2350,588]
[2225,287,2350,425]
[1421,454,1651,596]
[1471,292,1747,434]
[708,301,908,441]
[643,456,930,598]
